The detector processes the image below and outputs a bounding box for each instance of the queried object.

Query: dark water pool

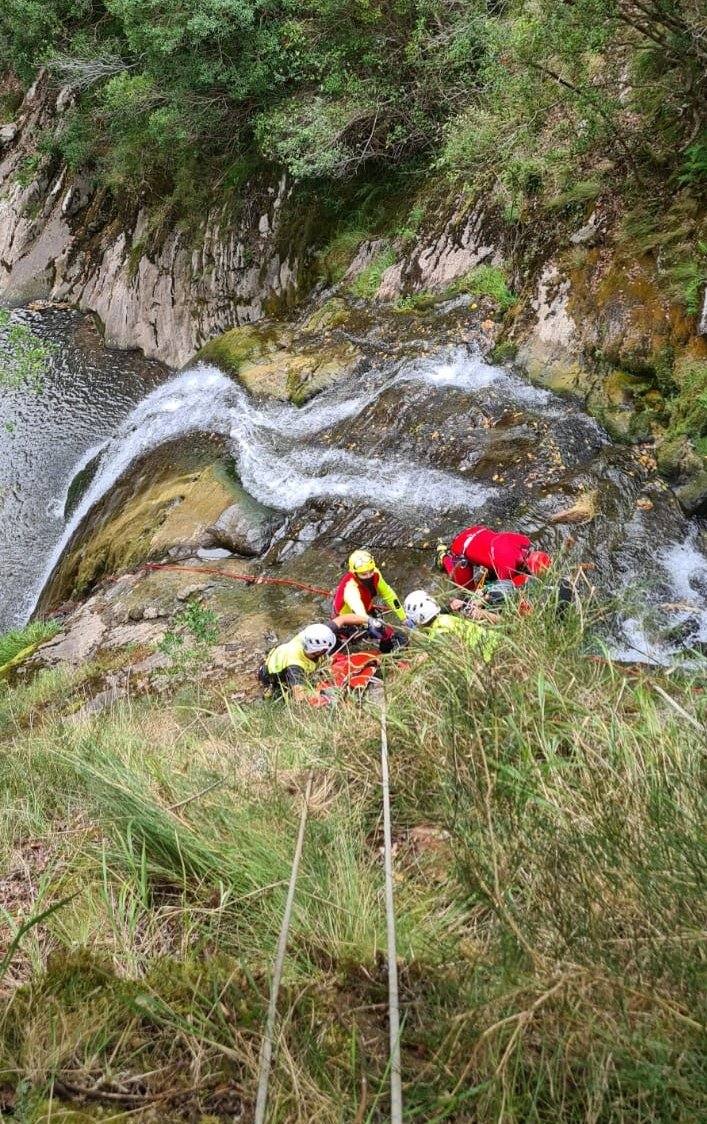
[0,307,169,630]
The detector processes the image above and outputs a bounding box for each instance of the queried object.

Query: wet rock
[197,546,233,560]
[40,458,245,610]
[196,319,363,403]
[655,434,703,482]
[674,470,707,517]
[517,264,581,386]
[208,498,283,556]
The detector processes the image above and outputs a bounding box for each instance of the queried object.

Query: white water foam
[27,352,502,616]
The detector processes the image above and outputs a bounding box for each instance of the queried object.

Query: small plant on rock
[0,309,55,393]
[158,601,219,682]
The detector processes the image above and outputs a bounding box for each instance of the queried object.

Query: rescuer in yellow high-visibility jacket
[403,589,499,663]
[258,623,337,701]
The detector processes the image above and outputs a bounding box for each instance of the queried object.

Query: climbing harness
[254,771,314,1124]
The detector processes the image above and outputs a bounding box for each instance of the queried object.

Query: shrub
[348,247,396,299]
[447,263,516,310]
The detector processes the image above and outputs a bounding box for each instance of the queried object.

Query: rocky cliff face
[1,72,705,515]
[0,72,301,367]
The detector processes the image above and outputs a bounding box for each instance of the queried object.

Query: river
[1,305,706,662]
[0,307,169,629]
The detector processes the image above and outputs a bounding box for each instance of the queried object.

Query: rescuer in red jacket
[436,525,552,590]
[332,549,408,652]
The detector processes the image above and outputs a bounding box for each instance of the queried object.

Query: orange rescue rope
[140,561,332,598]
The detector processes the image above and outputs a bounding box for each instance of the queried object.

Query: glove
[403,616,415,629]
[367,617,385,639]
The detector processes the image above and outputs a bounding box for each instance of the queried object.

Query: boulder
[0,123,18,147]
[208,494,284,556]
[674,470,707,517]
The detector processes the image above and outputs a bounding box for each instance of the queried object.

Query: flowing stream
[1,307,705,660]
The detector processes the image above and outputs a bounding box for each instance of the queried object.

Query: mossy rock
[196,324,282,377]
[196,320,361,402]
[602,368,652,407]
[300,297,351,333]
[527,360,589,396]
[674,469,707,516]
[655,433,704,482]
[42,456,244,609]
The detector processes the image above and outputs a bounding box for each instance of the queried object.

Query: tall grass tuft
[0,588,704,1119]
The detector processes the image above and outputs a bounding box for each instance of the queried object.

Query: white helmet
[404,590,441,627]
[300,623,337,657]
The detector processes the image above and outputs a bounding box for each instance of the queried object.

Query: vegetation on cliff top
[0,593,704,1120]
[0,2,704,226]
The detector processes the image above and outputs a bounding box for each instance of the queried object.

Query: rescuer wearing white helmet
[403,589,499,663]
[258,623,338,701]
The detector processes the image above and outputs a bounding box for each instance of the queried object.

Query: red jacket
[443,525,533,587]
[333,570,378,616]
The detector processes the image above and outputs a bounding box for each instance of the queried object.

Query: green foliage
[0,309,55,393]
[669,242,707,317]
[348,247,396,298]
[446,263,516,310]
[393,289,436,313]
[1,0,703,230]
[490,338,519,364]
[157,600,219,680]
[667,360,707,441]
[317,228,368,284]
[14,151,42,187]
[679,137,707,188]
[0,620,59,674]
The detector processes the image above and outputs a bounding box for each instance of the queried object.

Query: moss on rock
[195,318,362,402]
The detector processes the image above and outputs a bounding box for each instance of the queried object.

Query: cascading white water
[27,350,511,618]
[18,341,707,662]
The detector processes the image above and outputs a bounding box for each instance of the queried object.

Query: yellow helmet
[348,549,376,576]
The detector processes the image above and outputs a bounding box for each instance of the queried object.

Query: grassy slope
[0,594,704,1121]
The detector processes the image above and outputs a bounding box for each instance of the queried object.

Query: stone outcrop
[0,72,302,367]
[208,497,284,557]
[378,201,500,299]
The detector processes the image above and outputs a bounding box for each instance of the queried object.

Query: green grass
[445,264,516,310]
[348,248,397,299]
[0,620,59,675]
[317,228,369,284]
[0,588,704,1120]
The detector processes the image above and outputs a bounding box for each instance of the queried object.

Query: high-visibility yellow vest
[428,613,499,663]
[266,634,316,677]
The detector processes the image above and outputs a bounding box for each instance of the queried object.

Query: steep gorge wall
[0,73,301,367]
[1,70,705,439]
